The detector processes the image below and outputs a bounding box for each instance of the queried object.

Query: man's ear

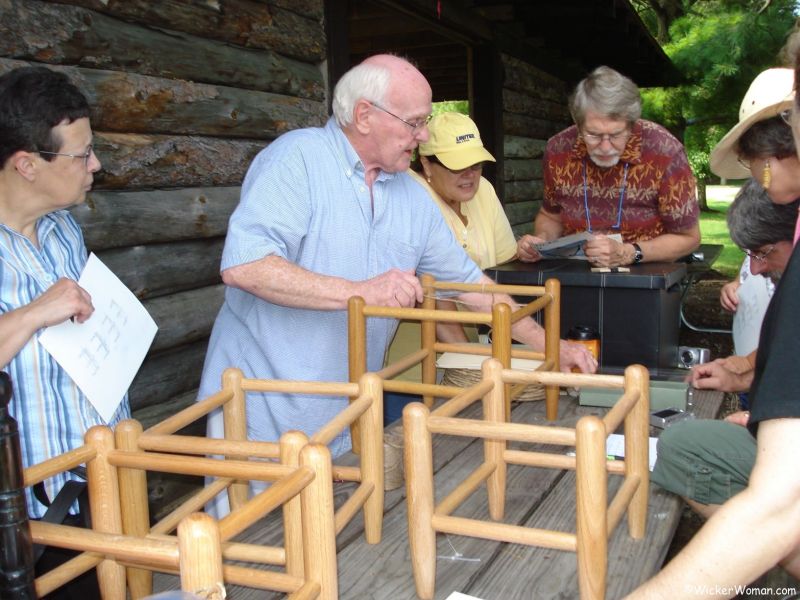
[9,151,39,182]
[352,99,372,135]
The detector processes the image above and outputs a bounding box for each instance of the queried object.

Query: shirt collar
[325,117,396,183]
[570,120,643,166]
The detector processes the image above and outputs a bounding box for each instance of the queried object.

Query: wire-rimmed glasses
[369,102,432,133]
[37,145,94,167]
[745,245,776,263]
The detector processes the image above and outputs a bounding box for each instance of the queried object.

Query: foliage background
[632,0,797,205]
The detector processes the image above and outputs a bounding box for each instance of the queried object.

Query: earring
[762,160,772,190]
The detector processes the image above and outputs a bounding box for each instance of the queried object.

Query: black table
[487,259,687,370]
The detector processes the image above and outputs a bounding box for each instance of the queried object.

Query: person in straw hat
[627,60,800,598]
[517,65,701,267]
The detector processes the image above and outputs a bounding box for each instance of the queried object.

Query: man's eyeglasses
[37,146,94,167]
[745,245,776,263]
[370,102,432,132]
[780,108,793,126]
[427,154,483,174]
[581,130,630,146]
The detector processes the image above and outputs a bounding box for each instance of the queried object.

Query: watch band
[632,243,643,264]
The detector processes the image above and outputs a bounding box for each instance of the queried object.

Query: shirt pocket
[384,237,419,273]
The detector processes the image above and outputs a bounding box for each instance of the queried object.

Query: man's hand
[718,354,754,375]
[583,234,630,267]
[25,278,94,327]
[560,340,598,374]
[686,358,752,393]
[516,234,546,263]
[355,268,423,308]
[720,279,741,313]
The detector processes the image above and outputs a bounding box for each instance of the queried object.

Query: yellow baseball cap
[418,112,496,170]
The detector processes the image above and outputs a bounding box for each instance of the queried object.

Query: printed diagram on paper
[39,253,157,422]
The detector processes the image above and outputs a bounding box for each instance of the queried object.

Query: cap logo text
[455,133,475,144]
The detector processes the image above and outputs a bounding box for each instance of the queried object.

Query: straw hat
[709,68,795,179]
[418,112,495,170]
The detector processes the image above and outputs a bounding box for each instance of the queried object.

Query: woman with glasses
[383,112,519,424]
[517,65,701,267]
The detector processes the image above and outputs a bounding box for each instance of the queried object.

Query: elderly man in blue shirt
[198,54,597,514]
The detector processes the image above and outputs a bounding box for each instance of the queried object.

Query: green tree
[633,0,797,208]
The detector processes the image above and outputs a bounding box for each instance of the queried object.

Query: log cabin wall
[499,53,572,237]
[0,0,327,513]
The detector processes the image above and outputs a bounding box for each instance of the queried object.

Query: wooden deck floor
[154,388,724,599]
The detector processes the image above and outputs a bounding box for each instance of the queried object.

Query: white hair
[332,62,391,127]
[570,66,642,126]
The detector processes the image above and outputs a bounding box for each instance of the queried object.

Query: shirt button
[346,169,352,177]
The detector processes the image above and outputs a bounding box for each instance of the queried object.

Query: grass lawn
[701,186,744,279]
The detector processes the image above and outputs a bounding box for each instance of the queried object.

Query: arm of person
[222,255,424,310]
[686,358,753,393]
[0,278,94,368]
[625,418,800,598]
[517,209,564,262]
[720,277,741,313]
[453,273,597,373]
[584,224,701,267]
[434,299,470,343]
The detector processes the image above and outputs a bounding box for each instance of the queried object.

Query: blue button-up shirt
[198,118,481,458]
[0,211,130,518]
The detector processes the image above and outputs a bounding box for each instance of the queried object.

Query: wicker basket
[441,368,546,402]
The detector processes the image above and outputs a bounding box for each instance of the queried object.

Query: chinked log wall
[501,54,571,236]
[0,0,327,513]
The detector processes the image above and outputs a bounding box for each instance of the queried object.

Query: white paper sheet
[605,433,659,471]
[436,344,543,371]
[445,593,485,600]
[38,253,157,422]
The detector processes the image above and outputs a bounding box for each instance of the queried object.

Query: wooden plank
[71,187,239,250]
[503,111,567,140]
[91,133,263,190]
[44,0,326,62]
[502,54,569,104]
[504,158,542,182]
[128,341,208,412]
[144,285,225,353]
[503,201,539,229]
[504,88,571,121]
[96,238,224,300]
[504,136,547,160]
[0,61,326,138]
[505,180,543,204]
[0,0,325,100]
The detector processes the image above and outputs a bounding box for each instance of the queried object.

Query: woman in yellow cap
[383,112,518,424]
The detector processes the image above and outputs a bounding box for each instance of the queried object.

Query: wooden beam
[145,285,225,353]
[1,0,325,99]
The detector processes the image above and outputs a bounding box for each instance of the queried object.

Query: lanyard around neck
[583,160,628,233]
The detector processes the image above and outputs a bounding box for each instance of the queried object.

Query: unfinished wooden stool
[403,358,650,600]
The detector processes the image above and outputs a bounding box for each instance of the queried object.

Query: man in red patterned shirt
[517,66,700,268]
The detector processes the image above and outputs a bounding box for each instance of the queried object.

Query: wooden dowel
[144,388,232,435]
[23,444,95,487]
[602,388,640,433]
[148,532,286,565]
[431,379,494,418]
[377,348,429,380]
[110,450,292,481]
[241,378,358,396]
[178,513,224,598]
[288,580,322,600]
[504,449,576,470]
[34,553,101,597]
[362,305,490,325]
[382,379,459,397]
[434,461,495,517]
[431,514,577,551]
[509,294,550,322]
[311,393,371,446]
[334,482,374,535]
[138,434,280,459]
[427,416,577,446]
[607,475,641,535]
[502,369,624,389]
[151,478,231,535]
[431,281,546,296]
[331,465,361,482]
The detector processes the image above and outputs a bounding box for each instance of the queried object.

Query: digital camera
[678,346,710,369]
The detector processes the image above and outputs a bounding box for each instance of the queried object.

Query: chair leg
[625,365,650,539]
[576,416,607,600]
[483,359,506,521]
[280,431,308,578]
[404,403,436,600]
[360,373,384,544]
[178,513,224,597]
[115,420,152,599]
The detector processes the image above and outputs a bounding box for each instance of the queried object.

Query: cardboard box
[578,380,688,411]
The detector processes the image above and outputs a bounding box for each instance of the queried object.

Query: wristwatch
[631,243,644,264]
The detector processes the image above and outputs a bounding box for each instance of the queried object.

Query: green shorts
[651,419,756,506]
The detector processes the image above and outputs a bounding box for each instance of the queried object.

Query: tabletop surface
[153,388,724,600]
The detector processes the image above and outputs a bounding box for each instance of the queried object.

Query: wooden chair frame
[24,425,337,599]
[403,359,650,600]
[348,274,563,431]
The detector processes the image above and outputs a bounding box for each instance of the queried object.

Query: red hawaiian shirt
[542,120,698,243]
